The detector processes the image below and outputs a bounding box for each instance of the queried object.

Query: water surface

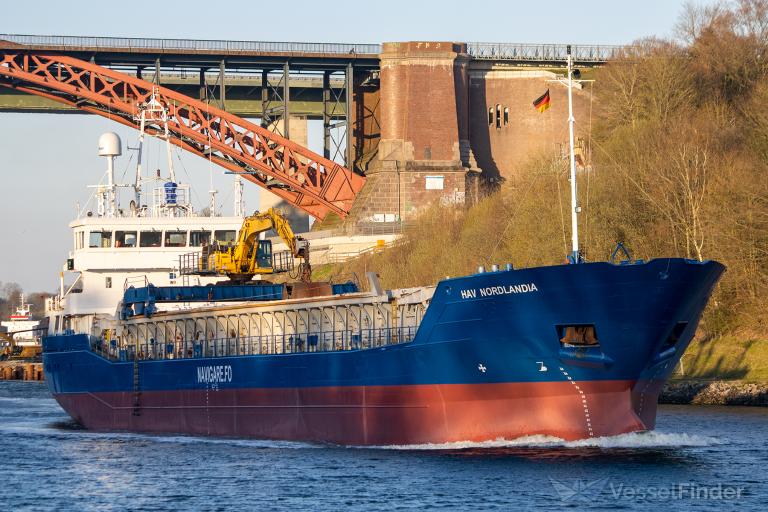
[1,381,765,511]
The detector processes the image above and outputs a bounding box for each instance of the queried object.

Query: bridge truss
[0,51,365,219]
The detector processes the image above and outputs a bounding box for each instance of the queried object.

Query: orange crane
[0,51,365,219]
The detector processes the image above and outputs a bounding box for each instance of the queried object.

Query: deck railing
[90,326,417,362]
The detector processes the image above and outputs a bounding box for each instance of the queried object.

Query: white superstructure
[60,214,245,317]
[46,93,247,336]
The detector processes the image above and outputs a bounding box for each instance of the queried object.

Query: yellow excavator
[194,208,311,283]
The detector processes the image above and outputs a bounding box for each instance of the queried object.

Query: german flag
[533,89,551,113]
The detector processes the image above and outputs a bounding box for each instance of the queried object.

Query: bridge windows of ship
[558,324,600,347]
[84,229,218,248]
[214,230,237,245]
[190,231,211,247]
[139,231,162,248]
[164,231,188,247]
[75,230,85,250]
[89,230,112,248]
[114,231,137,248]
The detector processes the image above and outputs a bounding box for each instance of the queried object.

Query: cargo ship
[42,53,725,445]
[1,294,43,361]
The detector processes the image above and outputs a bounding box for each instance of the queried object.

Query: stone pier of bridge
[343,41,593,231]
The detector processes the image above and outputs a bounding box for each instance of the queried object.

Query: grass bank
[674,334,768,383]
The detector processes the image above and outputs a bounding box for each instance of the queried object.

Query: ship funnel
[98,132,122,157]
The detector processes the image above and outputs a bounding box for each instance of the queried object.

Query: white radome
[98,132,122,157]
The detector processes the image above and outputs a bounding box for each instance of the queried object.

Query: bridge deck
[0,34,624,64]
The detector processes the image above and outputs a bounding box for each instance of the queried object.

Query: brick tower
[349,42,475,228]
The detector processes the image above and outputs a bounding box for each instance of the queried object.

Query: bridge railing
[467,42,627,62]
[0,33,382,56]
[0,34,630,62]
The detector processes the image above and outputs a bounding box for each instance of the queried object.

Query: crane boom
[184,208,311,283]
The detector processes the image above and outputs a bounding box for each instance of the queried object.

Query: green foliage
[338,166,578,290]
[331,1,768,380]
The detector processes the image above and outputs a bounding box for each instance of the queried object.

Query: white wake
[373,431,723,450]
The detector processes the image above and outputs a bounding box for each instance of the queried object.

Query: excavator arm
[229,215,277,272]
[207,208,311,282]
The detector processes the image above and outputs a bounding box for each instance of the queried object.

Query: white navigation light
[98,132,122,157]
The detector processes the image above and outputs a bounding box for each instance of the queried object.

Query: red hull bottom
[53,380,655,445]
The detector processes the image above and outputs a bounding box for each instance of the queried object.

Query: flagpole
[566,45,580,263]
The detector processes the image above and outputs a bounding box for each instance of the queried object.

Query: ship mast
[17,293,30,317]
[566,45,581,263]
[134,109,146,206]
[233,175,245,217]
[134,87,177,189]
[96,132,121,217]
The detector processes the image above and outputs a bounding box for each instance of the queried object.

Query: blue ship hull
[43,258,724,445]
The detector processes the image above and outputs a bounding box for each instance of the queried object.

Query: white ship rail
[123,275,150,291]
[90,326,418,361]
[88,275,433,361]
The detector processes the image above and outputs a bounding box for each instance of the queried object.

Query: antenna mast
[134,108,146,206]
[566,45,581,263]
[209,162,218,217]
[233,175,244,217]
[135,87,177,184]
[96,132,121,217]
[164,115,176,184]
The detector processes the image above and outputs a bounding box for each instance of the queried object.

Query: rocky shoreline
[660,380,768,406]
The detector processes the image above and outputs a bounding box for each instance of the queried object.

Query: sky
[0,0,709,292]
